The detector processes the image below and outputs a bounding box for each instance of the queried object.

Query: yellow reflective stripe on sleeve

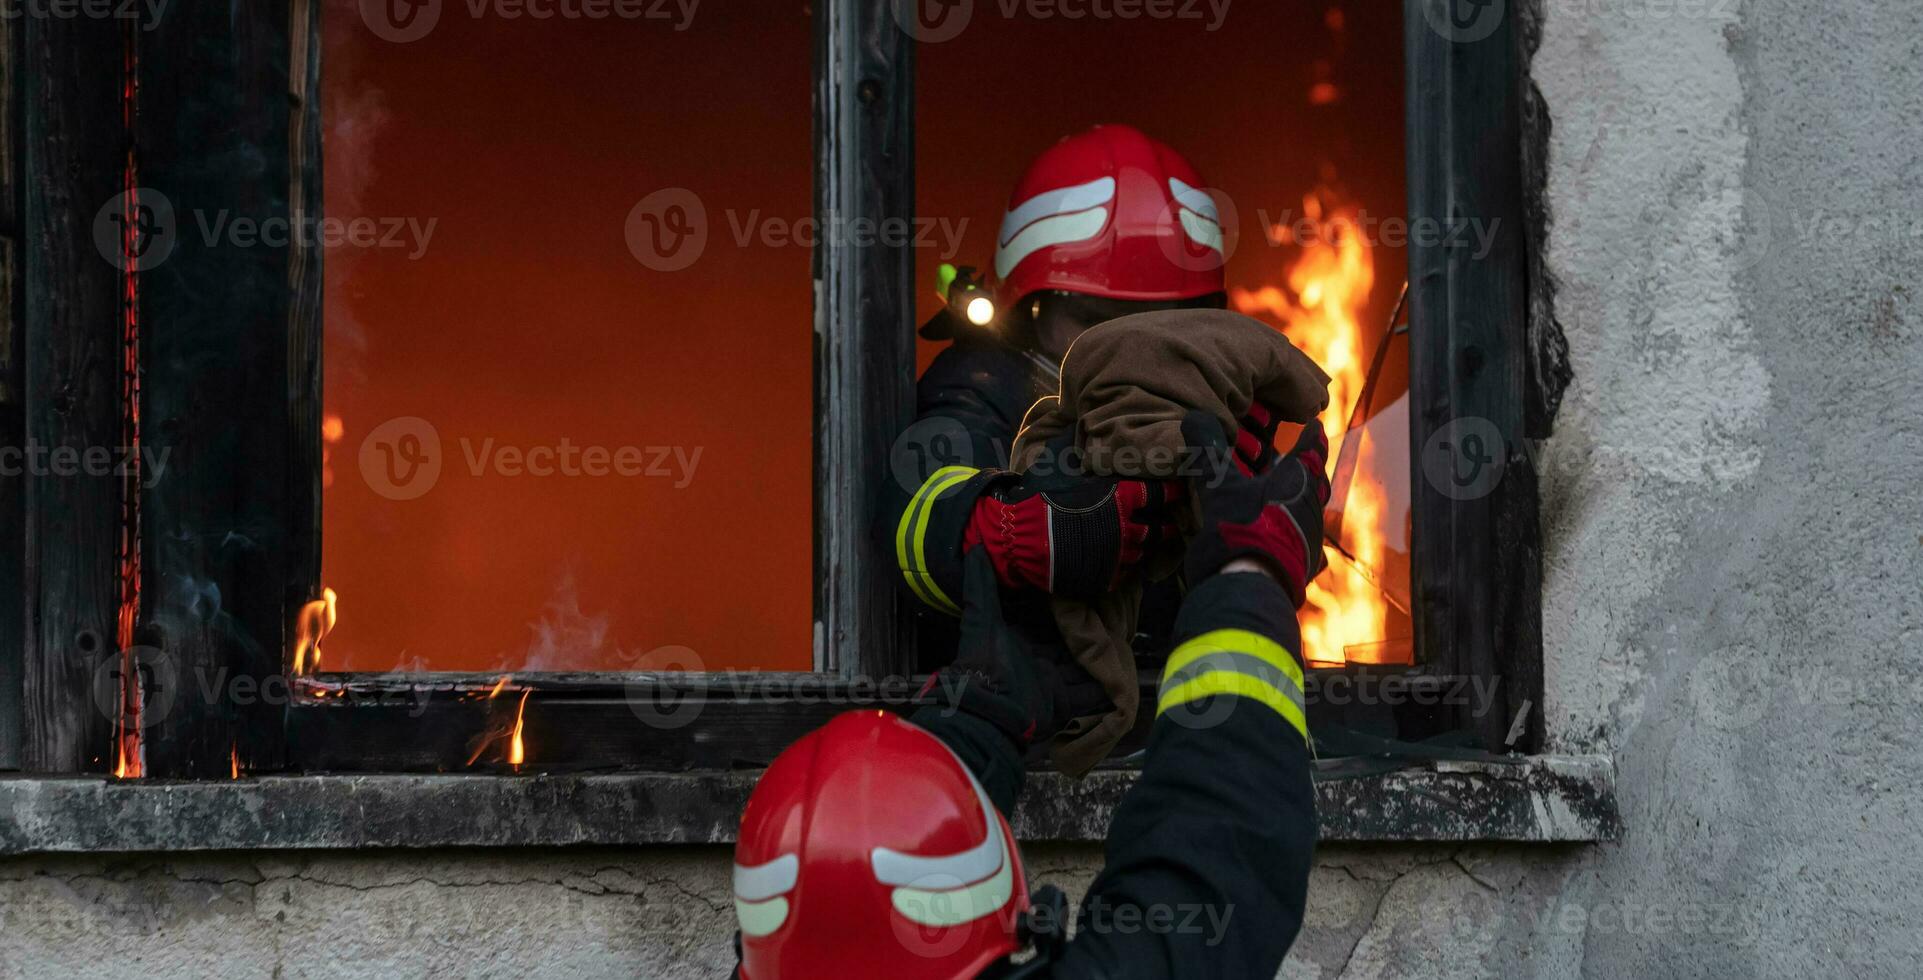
[1156,628,1308,741]
[1157,671,1309,742]
[907,468,976,615]
[894,466,978,616]
[1162,629,1305,695]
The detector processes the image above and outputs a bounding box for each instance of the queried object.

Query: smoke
[321,0,394,389]
[517,572,614,673]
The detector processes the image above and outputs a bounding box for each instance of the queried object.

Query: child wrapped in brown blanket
[1010,308,1330,775]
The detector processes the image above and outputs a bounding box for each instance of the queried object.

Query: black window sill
[0,756,1617,854]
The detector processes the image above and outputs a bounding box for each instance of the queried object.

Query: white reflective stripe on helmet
[733,853,801,939]
[870,763,1006,886]
[734,897,791,938]
[869,757,1015,929]
[1170,177,1225,256]
[888,846,1016,928]
[998,176,1117,246]
[995,208,1110,281]
[733,853,800,902]
[1180,209,1225,255]
[1168,176,1218,223]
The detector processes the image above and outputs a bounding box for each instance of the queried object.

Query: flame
[462,679,528,767]
[321,414,343,489]
[230,744,241,779]
[1232,189,1389,666]
[508,690,530,767]
[112,0,144,782]
[293,587,339,675]
[112,658,143,779]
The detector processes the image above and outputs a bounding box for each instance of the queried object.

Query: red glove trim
[969,493,1051,591]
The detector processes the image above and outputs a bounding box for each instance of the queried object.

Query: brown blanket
[1010,309,1330,775]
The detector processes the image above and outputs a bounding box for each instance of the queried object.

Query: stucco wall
[4,1,1920,977]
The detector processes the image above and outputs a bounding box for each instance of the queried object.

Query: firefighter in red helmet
[740,413,1328,978]
[887,126,1283,679]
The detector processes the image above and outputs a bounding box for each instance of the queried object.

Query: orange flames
[508,690,530,767]
[1232,191,1391,666]
[293,587,339,675]
[321,414,344,489]
[463,677,531,768]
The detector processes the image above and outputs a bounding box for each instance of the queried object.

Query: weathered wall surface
[3,1,1919,978]
[1291,0,1923,975]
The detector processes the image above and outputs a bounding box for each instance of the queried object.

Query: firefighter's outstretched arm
[1021,414,1330,980]
[903,464,1187,814]
[877,338,1039,621]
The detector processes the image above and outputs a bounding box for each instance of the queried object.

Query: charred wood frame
[1405,0,1561,754]
[0,0,1555,776]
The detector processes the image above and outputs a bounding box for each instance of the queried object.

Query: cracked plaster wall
[4,1,1919,977]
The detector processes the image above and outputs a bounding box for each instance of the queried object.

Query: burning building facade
[0,0,1918,977]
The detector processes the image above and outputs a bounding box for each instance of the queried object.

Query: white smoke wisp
[518,573,614,673]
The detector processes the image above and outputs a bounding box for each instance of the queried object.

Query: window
[4,0,1558,783]
[319,5,814,676]
[294,0,917,771]
[917,2,1415,670]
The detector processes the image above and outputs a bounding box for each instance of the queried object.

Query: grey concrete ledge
[0,756,1617,854]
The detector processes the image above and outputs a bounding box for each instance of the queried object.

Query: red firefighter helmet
[993,124,1227,310]
[733,712,1029,980]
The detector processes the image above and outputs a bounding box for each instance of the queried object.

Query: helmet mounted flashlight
[938,263,998,328]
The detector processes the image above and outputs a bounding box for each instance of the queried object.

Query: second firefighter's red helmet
[733,711,1029,980]
[994,124,1227,309]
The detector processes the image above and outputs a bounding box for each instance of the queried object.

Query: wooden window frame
[1403,0,1562,753]
[0,0,1558,777]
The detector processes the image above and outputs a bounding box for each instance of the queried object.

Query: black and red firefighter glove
[1233,400,1285,476]
[965,470,1185,599]
[1181,411,1331,607]
[916,550,1110,745]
